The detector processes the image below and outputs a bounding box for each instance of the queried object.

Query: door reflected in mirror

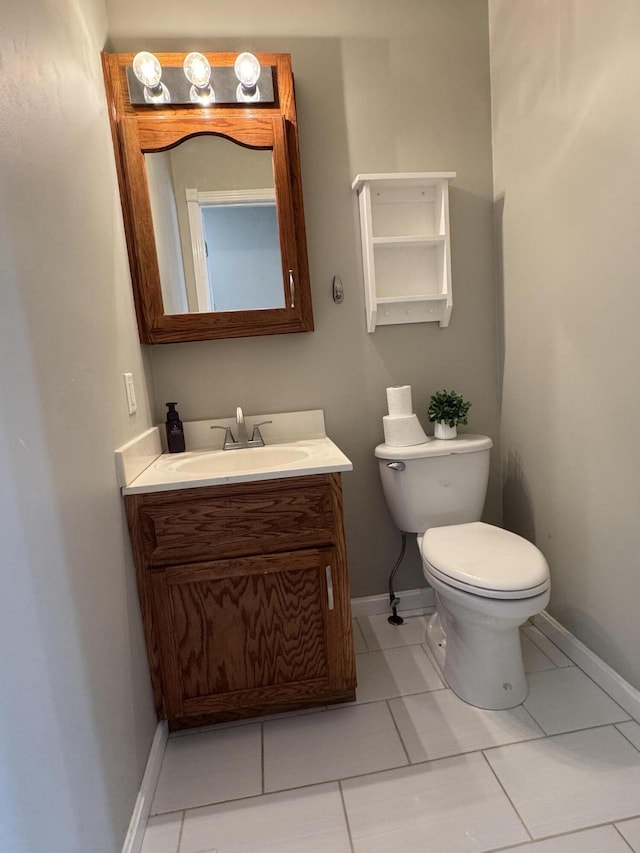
[145,136,283,314]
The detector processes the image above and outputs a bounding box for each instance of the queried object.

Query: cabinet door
[150,547,354,721]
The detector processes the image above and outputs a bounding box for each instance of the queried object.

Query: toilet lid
[421,522,549,598]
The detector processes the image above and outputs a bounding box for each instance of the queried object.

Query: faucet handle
[210,425,236,449]
[250,421,272,443]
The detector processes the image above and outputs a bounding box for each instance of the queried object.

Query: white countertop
[122,436,352,494]
[116,409,353,494]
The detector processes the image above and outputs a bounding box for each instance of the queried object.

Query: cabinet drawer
[127,476,337,567]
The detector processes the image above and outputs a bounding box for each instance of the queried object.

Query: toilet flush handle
[386,461,406,472]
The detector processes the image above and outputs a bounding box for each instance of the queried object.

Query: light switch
[123,372,137,415]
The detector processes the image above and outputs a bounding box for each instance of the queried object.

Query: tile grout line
[612,821,636,851]
[489,821,632,852]
[353,616,370,652]
[168,709,321,739]
[521,624,563,668]
[148,806,187,819]
[521,639,557,671]
[338,781,356,853]
[355,640,438,654]
[615,723,640,754]
[522,667,634,734]
[480,721,632,757]
[612,822,636,851]
[478,749,533,845]
[175,810,185,853]
[524,620,633,720]
[154,734,640,829]
[261,754,412,799]
[346,684,450,707]
[510,702,547,738]
[418,638,449,688]
[159,718,640,819]
[200,723,640,808]
[171,779,357,819]
[385,698,412,765]
[154,720,640,820]
[261,743,543,801]
[325,689,450,714]
[571,663,634,721]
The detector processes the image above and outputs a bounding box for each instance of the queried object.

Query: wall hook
[332,275,344,304]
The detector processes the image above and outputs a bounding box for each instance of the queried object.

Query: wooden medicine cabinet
[102,52,313,344]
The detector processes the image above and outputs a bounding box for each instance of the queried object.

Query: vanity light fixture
[132,52,170,104]
[126,51,274,106]
[234,52,261,102]
[183,52,215,105]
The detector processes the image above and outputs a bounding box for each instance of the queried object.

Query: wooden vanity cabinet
[125,473,356,730]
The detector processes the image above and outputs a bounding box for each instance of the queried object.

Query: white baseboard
[350,586,435,619]
[122,720,168,853]
[533,611,640,724]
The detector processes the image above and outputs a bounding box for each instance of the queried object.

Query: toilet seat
[421,521,550,601]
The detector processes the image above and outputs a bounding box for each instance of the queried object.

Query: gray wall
[108,0,500,596]
[489,0,640,689]
[147,151,189,313]
[0,0,157,850]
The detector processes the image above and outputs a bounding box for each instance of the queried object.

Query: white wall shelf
[352,172,456,332]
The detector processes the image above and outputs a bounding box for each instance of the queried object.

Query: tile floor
[140,610,640,852]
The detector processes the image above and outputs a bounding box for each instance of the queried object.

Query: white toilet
[375,434,550,710]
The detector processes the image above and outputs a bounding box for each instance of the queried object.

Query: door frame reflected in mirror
[185,185,281,313]
[102,51,313,344]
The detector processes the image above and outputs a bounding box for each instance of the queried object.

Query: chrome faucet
[210,407,272,450]
[235,406,250,445]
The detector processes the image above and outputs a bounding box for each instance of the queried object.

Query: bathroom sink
[158,444,312,476]
[121,436,353,494]
[117,411,354,495]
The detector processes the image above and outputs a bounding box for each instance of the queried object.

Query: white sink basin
[159,444,312,477]
[122,437,353,494]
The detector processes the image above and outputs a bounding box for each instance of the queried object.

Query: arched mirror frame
[102,52,313,344]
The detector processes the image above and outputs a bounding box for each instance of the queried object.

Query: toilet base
[425,609,447,674]
[424,582,550,710]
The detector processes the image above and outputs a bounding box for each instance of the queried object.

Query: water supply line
[388,532,407,626]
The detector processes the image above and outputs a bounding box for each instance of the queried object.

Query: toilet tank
[375,435,493,533]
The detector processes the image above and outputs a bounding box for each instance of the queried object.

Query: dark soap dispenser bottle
[165,402,186,453]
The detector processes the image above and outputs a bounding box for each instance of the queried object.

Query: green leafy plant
[427,389,471,427]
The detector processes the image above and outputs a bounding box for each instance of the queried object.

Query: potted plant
[427,389,471,439]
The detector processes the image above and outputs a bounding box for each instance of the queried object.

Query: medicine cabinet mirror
[102,52,313,344]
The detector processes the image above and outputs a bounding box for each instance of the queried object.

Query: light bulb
[235,82,261,103]
[132,52,162,88]
[132,51,170,104]
[183,52,211,88]
[234,52,261,90]
[183,52,214,105]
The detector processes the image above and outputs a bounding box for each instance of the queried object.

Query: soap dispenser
[165,402,185,453]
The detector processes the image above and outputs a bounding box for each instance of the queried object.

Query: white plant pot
[434,421,457,440]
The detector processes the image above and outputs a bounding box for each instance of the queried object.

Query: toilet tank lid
[375,434,492,461]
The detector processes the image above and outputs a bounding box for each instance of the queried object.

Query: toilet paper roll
[386,385,414,417]
[383,414,429,447]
